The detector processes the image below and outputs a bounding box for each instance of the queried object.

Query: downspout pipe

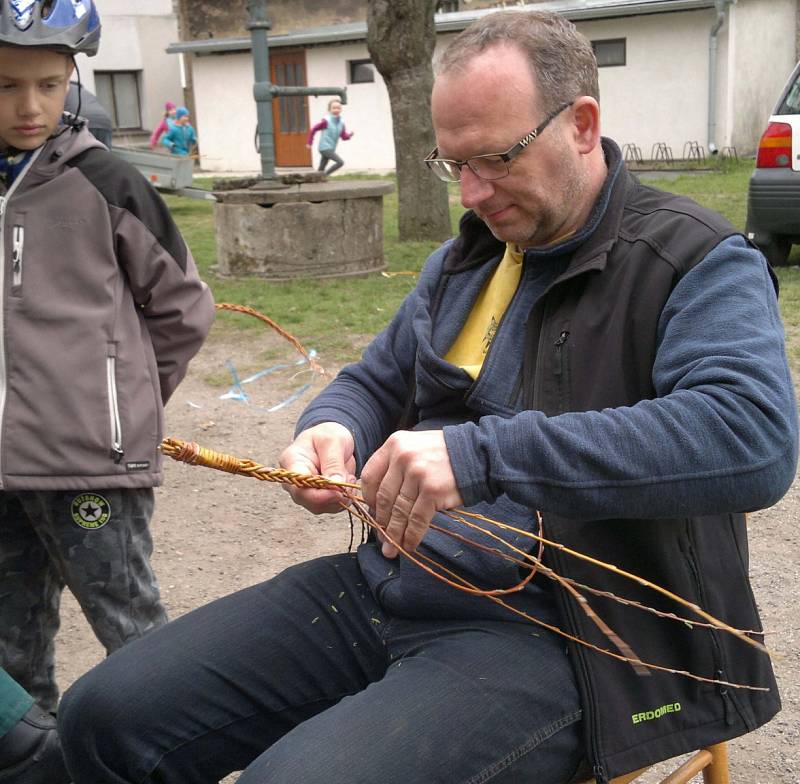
[708,0,733,154]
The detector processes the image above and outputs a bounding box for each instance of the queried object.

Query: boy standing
[0,0,215,712]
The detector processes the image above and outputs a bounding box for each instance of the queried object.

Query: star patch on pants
[70,493,112,529]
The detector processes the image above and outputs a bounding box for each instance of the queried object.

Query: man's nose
[459,165,495,210]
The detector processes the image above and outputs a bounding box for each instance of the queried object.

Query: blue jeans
[59,553,585,784]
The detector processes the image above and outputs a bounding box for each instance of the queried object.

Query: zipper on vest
[553,330,572,413]
[106,352,124,463]
[682,529,735,725]
[11,225,23,288]
[716,669,736,726]
[542,517,608,782]
[554,330,570,375]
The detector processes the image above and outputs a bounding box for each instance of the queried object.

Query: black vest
[431,161,780,780]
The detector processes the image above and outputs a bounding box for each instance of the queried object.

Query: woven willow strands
[160,437,772,692]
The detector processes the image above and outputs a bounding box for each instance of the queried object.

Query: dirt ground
[56,327,800,783]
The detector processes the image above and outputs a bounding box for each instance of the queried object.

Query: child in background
[0,0,215,713]
[161,106,197,157]
[149,100,176,149]
[306,98,354,175]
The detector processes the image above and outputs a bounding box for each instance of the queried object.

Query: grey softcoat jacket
[0,122,214,490]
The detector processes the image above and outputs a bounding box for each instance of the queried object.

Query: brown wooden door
[270,49,312,167]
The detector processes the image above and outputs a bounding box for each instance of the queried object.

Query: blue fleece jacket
[296,169,798,620]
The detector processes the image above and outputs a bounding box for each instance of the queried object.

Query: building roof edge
[166,0,715,56]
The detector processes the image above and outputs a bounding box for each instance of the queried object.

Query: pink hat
[165,101,177,110]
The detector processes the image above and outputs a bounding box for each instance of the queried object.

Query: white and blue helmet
[0,0,101,56]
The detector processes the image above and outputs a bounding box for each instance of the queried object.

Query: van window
[777,71,800,114]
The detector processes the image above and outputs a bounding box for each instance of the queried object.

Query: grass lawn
[167,159,800,369]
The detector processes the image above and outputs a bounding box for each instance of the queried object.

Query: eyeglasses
[424,102,573,183]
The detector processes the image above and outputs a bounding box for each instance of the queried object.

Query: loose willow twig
[214,302,328,378]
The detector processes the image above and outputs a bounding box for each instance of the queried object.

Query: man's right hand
[278,422,356,514]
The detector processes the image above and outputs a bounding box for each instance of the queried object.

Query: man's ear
[571,96,601,154]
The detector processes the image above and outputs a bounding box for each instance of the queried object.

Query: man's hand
[279,422,356,514]
[360,430,463,559]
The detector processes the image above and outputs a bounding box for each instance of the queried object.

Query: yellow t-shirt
[444,243,524,379]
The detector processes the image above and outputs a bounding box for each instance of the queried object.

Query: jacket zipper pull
[12,226,23,285]
[554,330,570,376]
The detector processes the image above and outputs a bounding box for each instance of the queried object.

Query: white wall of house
[727,0,797,152]
[74,0,183,133]
[192,52,258,170]
[189,1,798,173]
[576,9,720,161]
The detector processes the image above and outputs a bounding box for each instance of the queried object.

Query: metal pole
[246,0,285,188]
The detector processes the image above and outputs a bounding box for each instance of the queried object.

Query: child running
[306,98,354,175]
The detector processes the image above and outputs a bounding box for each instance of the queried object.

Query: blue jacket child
[161,107,197,156]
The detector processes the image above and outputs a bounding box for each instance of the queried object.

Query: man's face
[0,47,72,151]
[431,44,589,248]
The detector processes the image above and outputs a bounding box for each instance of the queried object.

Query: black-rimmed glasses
[424,102,572,183]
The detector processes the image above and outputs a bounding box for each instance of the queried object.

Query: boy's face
[0,47,73,150]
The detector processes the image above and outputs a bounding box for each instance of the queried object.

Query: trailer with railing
[111,148,215,201]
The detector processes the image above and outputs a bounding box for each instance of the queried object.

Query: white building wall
[74,1,183,134]
[192,52,259,171]
[188,3,797,173]
[575,10,718,160]
[726,0,796,154]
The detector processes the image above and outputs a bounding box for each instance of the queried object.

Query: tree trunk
[366,0,452,242]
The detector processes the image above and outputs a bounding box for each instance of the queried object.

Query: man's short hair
[435,10,599,116]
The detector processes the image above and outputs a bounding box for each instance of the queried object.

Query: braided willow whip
[214,302,328,378]
[160,437,772,692]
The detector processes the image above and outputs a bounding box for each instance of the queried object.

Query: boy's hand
[279,423,356,514]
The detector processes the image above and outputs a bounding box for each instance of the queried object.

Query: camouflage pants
[0,488,168,711]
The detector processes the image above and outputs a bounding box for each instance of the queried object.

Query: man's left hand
[360,430,463,559]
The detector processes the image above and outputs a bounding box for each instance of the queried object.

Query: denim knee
[58,664,140,782]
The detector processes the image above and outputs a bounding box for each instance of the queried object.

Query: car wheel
[753,234,791,266]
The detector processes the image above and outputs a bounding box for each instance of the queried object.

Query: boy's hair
[435,10,599,115]
[0,0,101,56]
[327,99,342,110]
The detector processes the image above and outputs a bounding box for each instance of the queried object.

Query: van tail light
[756,122,793,168]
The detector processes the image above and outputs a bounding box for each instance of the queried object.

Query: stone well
[213,179,395,281]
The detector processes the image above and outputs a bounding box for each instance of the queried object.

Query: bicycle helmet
[0,0,101,56]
